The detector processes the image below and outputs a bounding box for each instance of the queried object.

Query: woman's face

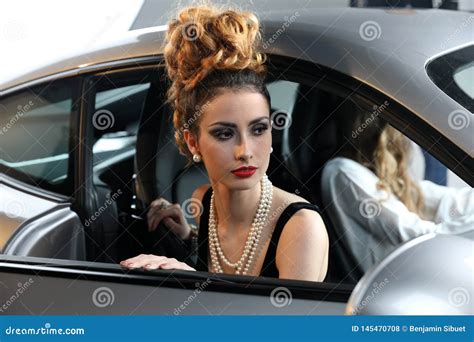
[186,89,271,191]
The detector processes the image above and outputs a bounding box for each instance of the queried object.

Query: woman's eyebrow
[208,116,269,128]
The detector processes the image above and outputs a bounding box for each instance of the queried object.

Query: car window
[92,82,150,165]
[0,78,78,195]
[427,44,473,112]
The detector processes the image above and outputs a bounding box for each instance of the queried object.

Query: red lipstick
[231,166,257,178]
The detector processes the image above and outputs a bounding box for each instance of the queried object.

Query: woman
[322,110,473,274]
[120,5,329,282]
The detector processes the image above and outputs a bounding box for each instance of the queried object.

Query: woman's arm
[275,210,329,282]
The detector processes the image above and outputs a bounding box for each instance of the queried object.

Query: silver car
[0,3,472,315]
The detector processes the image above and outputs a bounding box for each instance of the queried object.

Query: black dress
[196,187,322,277]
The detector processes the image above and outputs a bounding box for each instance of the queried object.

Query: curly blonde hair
[163,4,269,160]
[342,111,425,216]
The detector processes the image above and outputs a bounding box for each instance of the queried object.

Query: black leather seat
[133,73,208,261]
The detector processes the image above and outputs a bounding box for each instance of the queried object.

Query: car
[0,3,472,315]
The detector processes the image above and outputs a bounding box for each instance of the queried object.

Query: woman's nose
[235,136,253,161]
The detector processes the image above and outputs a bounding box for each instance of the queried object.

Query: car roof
[1,8,472,155]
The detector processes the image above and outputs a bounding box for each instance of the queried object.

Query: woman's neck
[210,181,261,232]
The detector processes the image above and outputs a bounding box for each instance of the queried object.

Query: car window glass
[0,79,77,194]
[92,82,150,165]
[453,62,473,99]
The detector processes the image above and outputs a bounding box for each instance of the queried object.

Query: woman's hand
[120,254,196,271]
[147,198,191,239]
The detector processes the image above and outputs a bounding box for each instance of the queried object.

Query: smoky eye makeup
[209,127,234,141]
[252,122,269,135]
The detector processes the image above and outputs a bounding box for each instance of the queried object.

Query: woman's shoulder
[271,187,321,222]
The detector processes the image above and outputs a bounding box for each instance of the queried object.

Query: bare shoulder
[272,186,310,208]
[191,183,211,223]
[272,186,326,237]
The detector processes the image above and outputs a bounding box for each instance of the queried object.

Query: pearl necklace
[208,174,273,275]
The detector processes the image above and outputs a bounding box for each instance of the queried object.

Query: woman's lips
[231,167,257,178]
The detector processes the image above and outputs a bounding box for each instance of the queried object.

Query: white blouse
[321,157,474,273]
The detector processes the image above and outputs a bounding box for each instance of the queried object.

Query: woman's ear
[183,129,199,156]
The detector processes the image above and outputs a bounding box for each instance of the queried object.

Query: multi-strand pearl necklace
[208,174,273,275]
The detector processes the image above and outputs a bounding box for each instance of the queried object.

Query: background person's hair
[339,107,425,216]
[163,4,270,161]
